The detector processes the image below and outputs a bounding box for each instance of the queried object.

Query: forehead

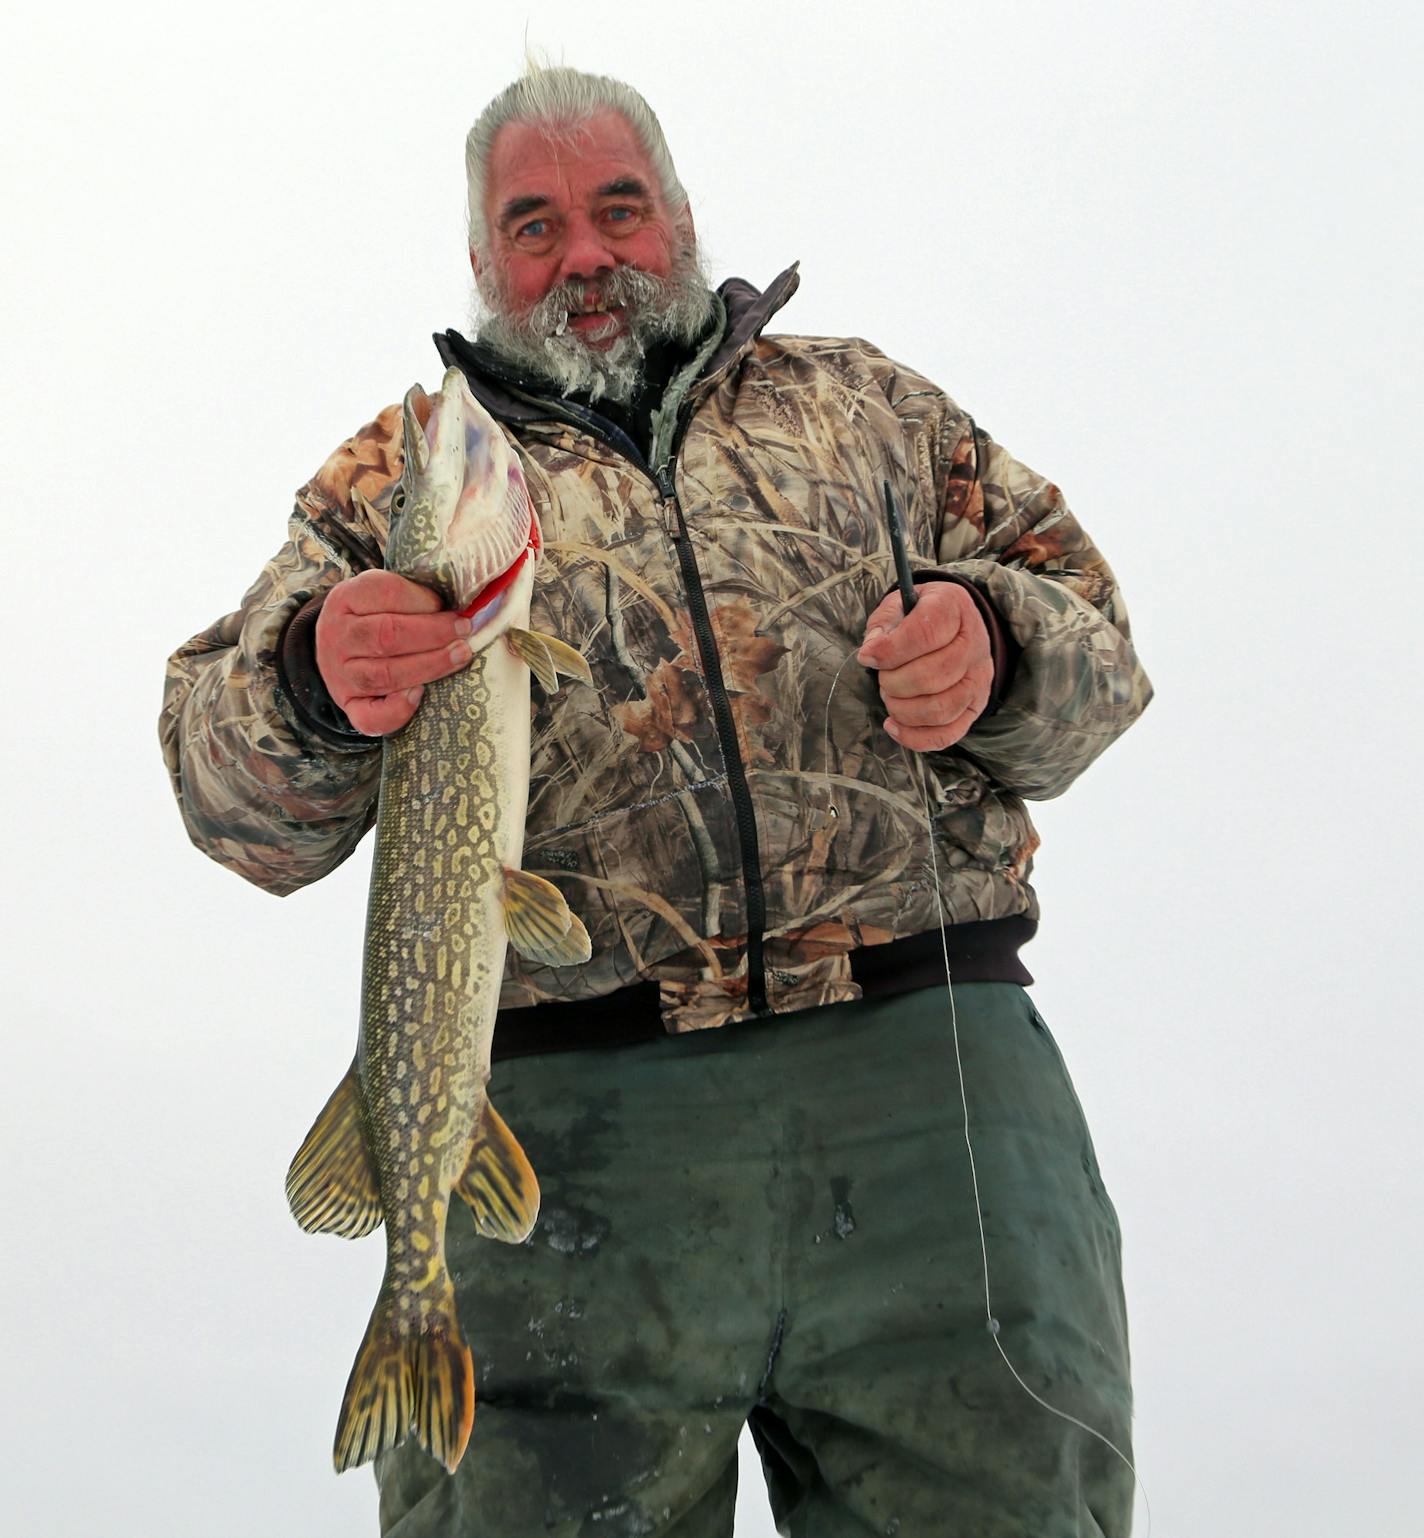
[485,109,663,212]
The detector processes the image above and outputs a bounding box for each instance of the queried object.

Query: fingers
[883,701,984,753]
[345,686,425,737]
[858,581,997,753]
[322,635,472,719]
[880,668,992,749]
[340,644,474,699]
[879,649,990,744]
[876,632,996,754]
[342,609,472,659]
[860,588,914,647]
[858,583,968,671]
[881,668,991,752]
[876,631,976,699]
[883,672,987,728]
[316,570,475,735]
[329,569,445,617]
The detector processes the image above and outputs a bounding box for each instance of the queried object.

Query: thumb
[858,593,909,659]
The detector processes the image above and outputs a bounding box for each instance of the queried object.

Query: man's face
[477,108,685,346]
[470,108,712,402]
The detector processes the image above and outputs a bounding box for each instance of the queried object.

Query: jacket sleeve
[922,416,1153,800]
[158,404,405,895]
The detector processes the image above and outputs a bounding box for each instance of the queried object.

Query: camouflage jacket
[160,267,1152,1034]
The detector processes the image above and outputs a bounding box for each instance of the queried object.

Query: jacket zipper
[657,464,770,1015]
[450,350,773,1016]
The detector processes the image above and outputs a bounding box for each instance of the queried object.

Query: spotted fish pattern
[283,372,591,1474]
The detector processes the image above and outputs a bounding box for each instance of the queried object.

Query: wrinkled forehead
[485,109,664,223]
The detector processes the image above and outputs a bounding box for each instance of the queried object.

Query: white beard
[470,245,716,404]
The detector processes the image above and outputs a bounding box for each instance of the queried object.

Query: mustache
[523,266,676,338]
[472,244,717,405]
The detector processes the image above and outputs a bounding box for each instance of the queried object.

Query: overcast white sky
[2,2,1420,1534]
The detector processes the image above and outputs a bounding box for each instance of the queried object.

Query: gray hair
[464,61,690,256]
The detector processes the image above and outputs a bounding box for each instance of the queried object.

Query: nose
[556,210,617,286]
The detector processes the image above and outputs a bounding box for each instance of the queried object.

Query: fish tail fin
[412,1294,476,1472]
[332,1282,474,1475]
[332,1298,416,1473]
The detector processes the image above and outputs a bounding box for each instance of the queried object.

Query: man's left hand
[857,582,994,752]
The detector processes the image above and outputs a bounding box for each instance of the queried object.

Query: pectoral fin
[456,1101,540,1243]
[506,627,594,692]
[286,1060,383,1238]
[501,867,593,966]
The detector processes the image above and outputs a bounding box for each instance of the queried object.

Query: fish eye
[391,487,406,514]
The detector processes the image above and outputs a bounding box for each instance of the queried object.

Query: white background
[2,1,1419,1533]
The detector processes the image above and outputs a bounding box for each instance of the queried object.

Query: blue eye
[606,207,633,222]
[518,219,546,238]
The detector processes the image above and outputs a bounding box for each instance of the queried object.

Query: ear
[469,247,499,310]
[676,204,696,250]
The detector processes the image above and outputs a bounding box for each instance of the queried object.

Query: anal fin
[456,1101,540,1243]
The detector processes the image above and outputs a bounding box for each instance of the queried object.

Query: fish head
[385,366,539,646]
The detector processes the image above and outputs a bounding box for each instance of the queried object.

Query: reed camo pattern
[160,271,1152,1034]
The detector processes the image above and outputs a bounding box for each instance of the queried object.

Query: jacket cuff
[875,573,1021,717]
[275,594,381,750]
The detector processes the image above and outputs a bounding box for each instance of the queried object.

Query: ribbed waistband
[491,915,1036,1062]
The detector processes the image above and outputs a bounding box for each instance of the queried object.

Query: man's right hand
[315,570,474,736]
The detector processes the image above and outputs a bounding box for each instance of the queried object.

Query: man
[162,63,1151,1538]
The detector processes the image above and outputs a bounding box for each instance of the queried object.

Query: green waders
[374,983,1134,1536]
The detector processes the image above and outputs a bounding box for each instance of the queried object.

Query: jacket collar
[697,262,800,387]
[431,263,801,431]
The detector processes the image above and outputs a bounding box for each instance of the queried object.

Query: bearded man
[162,63,1151,1538]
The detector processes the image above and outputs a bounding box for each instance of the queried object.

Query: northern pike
[285,366,592,1474]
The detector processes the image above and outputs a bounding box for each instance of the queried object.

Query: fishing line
[911,751,1151,1534]
[819,510,1151,1531]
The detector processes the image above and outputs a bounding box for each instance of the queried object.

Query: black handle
[884,480,918,614]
